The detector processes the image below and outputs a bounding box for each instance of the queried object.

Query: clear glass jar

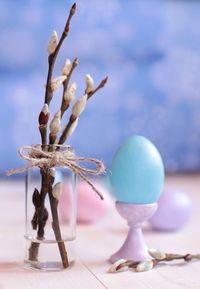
[24,145,77,271]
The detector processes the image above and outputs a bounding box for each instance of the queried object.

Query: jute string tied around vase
[7,145,106,199]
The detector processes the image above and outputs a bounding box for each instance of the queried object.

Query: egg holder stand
[110,202,157,263]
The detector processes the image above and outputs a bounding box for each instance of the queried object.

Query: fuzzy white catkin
[108,259,128,273]
[85,74,94,94]
[135,260,153,272]
[47,31,59,55]
[51,76,66,91]
[72,94,87,117]
[148,249,166,260]
[64,82,77,104]
[52,182,62,200]
[62,58,72,76]
[50,111,61,135]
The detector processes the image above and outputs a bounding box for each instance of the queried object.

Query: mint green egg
[110,135,165,204]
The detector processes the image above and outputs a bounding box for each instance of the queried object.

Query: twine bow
[7,146,106,199]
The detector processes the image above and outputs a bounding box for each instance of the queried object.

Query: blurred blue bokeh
[1,0,200,174]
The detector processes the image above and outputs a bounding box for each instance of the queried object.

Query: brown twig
[87,76,108,99]
[28,170,49,262]
[47,171,69,268]
[39,126,47,148]
[63,58,78,91]
[58,115,75,145]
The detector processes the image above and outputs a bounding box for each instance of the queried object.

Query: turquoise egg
[110,135,165,204]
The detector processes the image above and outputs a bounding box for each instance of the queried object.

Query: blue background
[1,0,200,174]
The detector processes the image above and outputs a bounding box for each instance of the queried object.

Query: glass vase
[24,144,77,271]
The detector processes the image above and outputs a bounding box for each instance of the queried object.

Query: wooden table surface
[0,175,200,289]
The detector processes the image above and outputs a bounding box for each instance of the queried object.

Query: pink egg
[59,180,112,224]
[149,189,192,231]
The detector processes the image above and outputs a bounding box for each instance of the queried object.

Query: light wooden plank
[0,262,106,289]
[1,175,200,289]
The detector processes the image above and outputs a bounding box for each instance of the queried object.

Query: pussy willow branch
[45,3,76,106]
[43,3,76,268]
[39,3,76,146]
[29,3,76,266]
[116,253,200,272]
[42,4,76,267]
[58,76,108,145]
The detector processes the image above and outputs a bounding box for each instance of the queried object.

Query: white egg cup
[109,202,157,263]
